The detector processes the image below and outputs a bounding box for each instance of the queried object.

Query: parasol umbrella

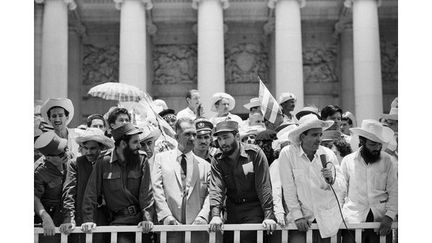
[88,82,145,102]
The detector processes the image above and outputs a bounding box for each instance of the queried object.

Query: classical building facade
[34,0,397,127]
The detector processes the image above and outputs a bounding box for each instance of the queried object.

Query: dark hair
[186,89,199,99]
[334,139,353,157]
[107,108,131,125]
[86,114,106,127]
[341,116,353,125]
[321,105,343,120]
[114,134,133,147]
[174,117,194,134]
[47,106,69,118]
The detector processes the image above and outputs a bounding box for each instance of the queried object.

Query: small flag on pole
[258,77,283,124]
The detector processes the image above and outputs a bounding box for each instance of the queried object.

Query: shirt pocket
[47,177,63,189]
[127,170,142,194]
[103,172,122,191]
[374,171,388,191]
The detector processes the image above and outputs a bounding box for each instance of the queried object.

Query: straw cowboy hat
[75,127,114,150]
[382,107,398,121]
[276,124,298,144]
[41,98,75,126]
[295,106,320,120]
[350,119,394,144]
[34,131,68,156]
[288,114,334,144]
[243,97,260,110]
[211,92,235,112]
[137,124,161,142]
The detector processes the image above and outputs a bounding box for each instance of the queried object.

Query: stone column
[36,0,76,100]
[193,0,229,117]
[114,0,153,92]
[34,4,44,100]
[345,0,383,122]
[335,22,355,114]
[268,0,305,111]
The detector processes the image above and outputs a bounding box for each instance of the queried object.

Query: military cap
[34,131,68,156]
[195,118,214,135]
[111,123,142,141]
[213,120,239,136]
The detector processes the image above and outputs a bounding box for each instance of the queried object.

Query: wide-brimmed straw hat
[75,127,114,150]
[243,97,260,110]
[276,124,298,143]
[295,106,320,120]
[288,114,334,144]
[210,92,235,112]
[278,92,297,105]
[34,131,68,156]
[350,119,394,144]
[137,124,161,142]
[41,98,75,126]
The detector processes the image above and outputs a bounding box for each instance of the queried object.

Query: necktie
[181,154,187,176]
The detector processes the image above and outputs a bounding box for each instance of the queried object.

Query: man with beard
[153,117,211,243]
[340,120,397,243]
[278,114,345,242]
[193,118,217,163]
[59,128,114,242]
[209,120,276,243]
[34,132,69,243]
[81,123,154,243]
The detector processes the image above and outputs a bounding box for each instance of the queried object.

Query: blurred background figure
[159,109,177,130]
[177,89,203,120]
[209,92,243,125]
[320,105,343,132]
[278,92,297,123]
[341,111,356,136]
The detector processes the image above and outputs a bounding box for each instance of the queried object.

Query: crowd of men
[34,90,398,243]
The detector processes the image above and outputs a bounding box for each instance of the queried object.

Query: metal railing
[34,222,398,243]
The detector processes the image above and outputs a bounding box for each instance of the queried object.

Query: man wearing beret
[34,132,70,243]
[81,123,154,243]
[209,120,277,243]
[193,118,217,163]
[59,128,114,242]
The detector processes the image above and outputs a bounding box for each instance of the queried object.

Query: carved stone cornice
[267,0,306,9]
[344,0,381,8]
[192,0,229,10]
[113,0,153,11]
[35,0,77,10]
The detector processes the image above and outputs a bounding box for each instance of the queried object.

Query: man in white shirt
[177,89,202,120]
[279,114,346,242]
[153,117,211,243]
[278,93,297,124]
[340,120,397,243]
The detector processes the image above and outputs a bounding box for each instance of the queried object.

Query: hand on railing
[262,219,277,235]
[192,216,207,225]
[209,216,223,232]
[81,222,97,233]
[294,218,310,232]
[378,216,393,236]
[41,212,56,236]
[59,220,76,235]
[138,220,154,233]
[163,215,180,225]
[275,213,286,227]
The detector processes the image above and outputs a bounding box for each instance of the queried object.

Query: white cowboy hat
[350,119,394,144]
[41,98,75,126]
[295,106,320,120]
[75,127,114,150]
[243,97,260,110]
[288,114,334,144]
[278,92,297,105]
[382,107,398,121]
[276,124,298,143]
[210,92,235,112]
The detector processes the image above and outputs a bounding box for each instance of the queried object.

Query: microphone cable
[323,161,357,243]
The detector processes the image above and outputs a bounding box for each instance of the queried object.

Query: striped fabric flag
[140,93,176,138]
[258,78,283,124]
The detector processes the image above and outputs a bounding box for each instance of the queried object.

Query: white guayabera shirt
[279,144,346,238]
[340,149,398,223]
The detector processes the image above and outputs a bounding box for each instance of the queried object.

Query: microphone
[320,154,331,184]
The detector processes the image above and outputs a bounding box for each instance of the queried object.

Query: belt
[115,205,139,217]
[229,197,259,205]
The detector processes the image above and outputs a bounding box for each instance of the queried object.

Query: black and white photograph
[6,0,428,242]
